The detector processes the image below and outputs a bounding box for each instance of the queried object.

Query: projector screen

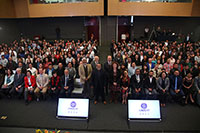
[128,100,161,120]
[57,98,89,119]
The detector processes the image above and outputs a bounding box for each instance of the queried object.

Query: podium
[128,100,161,122]
[56,98,89,120]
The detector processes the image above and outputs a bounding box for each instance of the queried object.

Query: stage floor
[0,98,199,132]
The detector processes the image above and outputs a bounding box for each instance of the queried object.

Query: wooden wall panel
[0,0,15,18]
[108,0,194,17]
[13,0,29,18]
[27,0,104,17]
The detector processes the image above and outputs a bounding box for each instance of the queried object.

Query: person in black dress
[182,73,195,104]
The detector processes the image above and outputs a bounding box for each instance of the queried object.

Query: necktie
[65,76,68,87]
[175,77,177,90]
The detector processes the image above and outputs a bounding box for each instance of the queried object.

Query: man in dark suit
[59,69,74,97]
[92,64,106,104]
[170,70,185,103]
[130,68,144,99]
[91,56,100,70]
[104,55,112,95]
[144,70,158,100]
[57,63,65,77]
[9,68,25,98]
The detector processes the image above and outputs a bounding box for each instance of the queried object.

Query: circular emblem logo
[70,101,76,108]
[141,103,147,109]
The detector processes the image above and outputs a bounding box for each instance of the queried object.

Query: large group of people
[0,37,200,107]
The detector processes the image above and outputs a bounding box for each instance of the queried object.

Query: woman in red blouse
[24,70,36,105]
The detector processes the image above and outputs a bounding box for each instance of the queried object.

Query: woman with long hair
[120,70,130,104]
[109,62,121,103]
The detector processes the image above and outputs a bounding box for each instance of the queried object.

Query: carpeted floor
[0,98,199,132]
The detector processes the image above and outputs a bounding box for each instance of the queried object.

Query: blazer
[13,73,25,88]
[194,76,200,91]
[156,77,170,91]
[170,75,182,91]
[104,62,112,77]
[3,74,14,86]
[147,62,155,71]
[67,67,76,79]
[50,76,61,89]
[78,64,92,83]
[36,74,49,88]
[91,69,105,89]
[24,76,36,88]
[60,75,74,89]
[130,74,143,89]
[144,76,157,90]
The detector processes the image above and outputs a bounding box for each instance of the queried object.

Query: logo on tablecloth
[70,101,76,108]
[141,103,147,109]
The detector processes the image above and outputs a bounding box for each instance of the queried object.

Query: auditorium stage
[0,98,199,132]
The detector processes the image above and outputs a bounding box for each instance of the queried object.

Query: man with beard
[91,64,106,104]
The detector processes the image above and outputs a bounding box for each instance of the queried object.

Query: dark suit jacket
[170,75,182,91]
[91,69,105,89]
[104,62,112,77]
[13,73,25,88]
[144,77,157,90]
[60,75,74,90]
[130,74,143,90]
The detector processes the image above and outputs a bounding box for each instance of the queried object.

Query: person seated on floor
[9,68,25,99]
[170,70,185,104]
[157,72,170,107]
[49,71,61,99]
[144,70,158,100]
[34,68,49,101]
[24,70,36,105]
[0,69,14,98]
[60,69,74,98]
[194,72,200,107]
[130,68,144,99]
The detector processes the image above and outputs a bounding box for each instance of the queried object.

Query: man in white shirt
[0,55,8,67]
[27,63,37,76]
[128,62,137,78]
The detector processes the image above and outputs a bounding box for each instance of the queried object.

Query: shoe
[109,99,113,103]
[125,100,127,104]
[25,101,29,105]
[36,98,40,102]
[7,95,11,99]
[94,101,98,104]
[103,101,107,105]
[191,99,195,103]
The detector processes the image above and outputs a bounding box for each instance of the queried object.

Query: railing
[30,0,98,4]
[119,0,192,2]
